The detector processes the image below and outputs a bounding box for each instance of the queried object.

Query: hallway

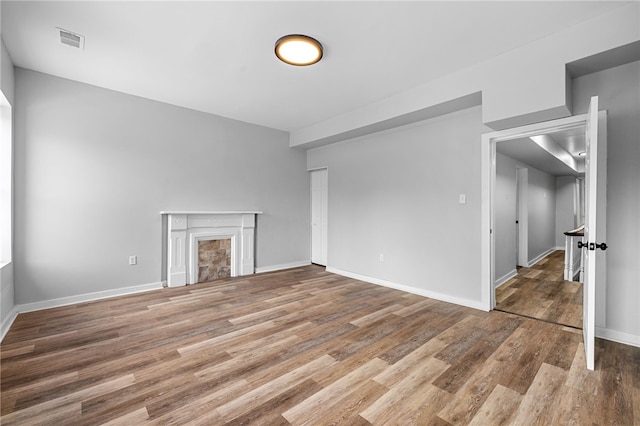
[495,250,583,329]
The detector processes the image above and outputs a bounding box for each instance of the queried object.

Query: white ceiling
[1,1,627,132]
[496,127,586,177]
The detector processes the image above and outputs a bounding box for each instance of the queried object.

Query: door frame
[481,113,592,311]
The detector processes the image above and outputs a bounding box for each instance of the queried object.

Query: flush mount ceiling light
[275,34,323,66]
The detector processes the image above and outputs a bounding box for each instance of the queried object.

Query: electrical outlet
[129,256,137,265]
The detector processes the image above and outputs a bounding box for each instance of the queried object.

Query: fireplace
[161,211,261,287]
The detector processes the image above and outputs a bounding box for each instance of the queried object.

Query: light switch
[459,194,466,204]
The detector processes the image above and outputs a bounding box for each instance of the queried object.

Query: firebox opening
[198,238,232,283]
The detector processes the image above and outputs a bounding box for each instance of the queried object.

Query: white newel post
[162,211,261,288]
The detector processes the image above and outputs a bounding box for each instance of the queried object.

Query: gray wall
[1,38,14,105]
[494,152,517,283]
[555,176,577,247]
[13,69,310,304]
[0,37,15,334]
[6,56,639,344]
[495,152,563,284]
[527,166,557,263]
[572,61,640,338]
[307,106,486,306]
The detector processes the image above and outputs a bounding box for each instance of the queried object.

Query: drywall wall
[527,167,557,263]
[572,61,640,341]
[13,69,309,305]
[494,152,517,284]
[0,37,15,338]
[495,152,567,284]
[0,264,14,338]
[1,38,14,105]
[307,106,487,308]
[292,3,639,147]
[555,176,578,247]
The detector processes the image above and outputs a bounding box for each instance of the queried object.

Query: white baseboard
[495,269,517,288]
[255,261,311,274]
[596,327,640,348]
[1,262,310,342]
[5,271,637,351]
[0,306,19,342]
[16,281,165,314]
[326,267,487,311]
[528,247,556,267]
[0,281,165,343]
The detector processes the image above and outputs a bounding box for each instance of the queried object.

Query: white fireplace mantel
[162,211,262,287]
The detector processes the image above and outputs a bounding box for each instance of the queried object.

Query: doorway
[481,101,607,370]
[482,114,591,308]
[493,132,585,328]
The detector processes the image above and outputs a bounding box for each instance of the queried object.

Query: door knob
[578,241,607,251]
[589,242,608,251]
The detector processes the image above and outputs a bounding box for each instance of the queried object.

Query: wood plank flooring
[496,250,583,329]
[1,265,638,425]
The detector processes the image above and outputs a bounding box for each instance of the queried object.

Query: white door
[582,96,607,370]
[310,168,328,266]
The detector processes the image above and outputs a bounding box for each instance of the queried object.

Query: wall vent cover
[57,28,84,49]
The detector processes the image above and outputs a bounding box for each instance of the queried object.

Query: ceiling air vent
[57,28,84,49]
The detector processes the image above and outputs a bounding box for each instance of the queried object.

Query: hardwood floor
[1,265,638,425]
[496,250,583,329]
